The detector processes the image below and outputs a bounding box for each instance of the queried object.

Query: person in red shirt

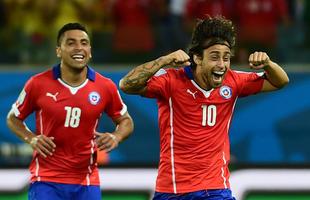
[186,0,233,19]
[6,22,134,200]
[112,0,154,53]
[119,16,289,199]
[185,0,234,32]
[234,0,290,62]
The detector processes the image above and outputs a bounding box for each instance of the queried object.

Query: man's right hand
[28,135,56,158]
[162,50,191,67]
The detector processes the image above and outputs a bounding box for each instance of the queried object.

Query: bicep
[130,86,148,96]
[6,108,26,132]
[113,112,131,124]
[7,109,17,127]
[260,79,279,92]
[112,112,133,133]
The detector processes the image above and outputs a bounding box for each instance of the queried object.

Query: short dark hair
[188,16,236,68]
[57,22,88,46]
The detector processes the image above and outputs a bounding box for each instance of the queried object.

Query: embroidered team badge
[219,86,232,99]
[88,91,100,105]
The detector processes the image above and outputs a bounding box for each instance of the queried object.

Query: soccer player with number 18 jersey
[7,23,134,200]
[119,16,289,200]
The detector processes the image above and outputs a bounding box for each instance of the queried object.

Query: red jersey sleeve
[12,77,38,120]
[144,68,171,99]
[233,70,265,97]
[104,80,127,120]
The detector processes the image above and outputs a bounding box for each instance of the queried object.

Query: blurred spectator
[275,0,306,62]
[2,0,32,63]
[0,1,7,29]
[2,0,68,64]
[234,0,290,63]
[0,0,16,63]
[24,0,58,64]
[185,0,234,32]
[3,0,95,65]
[2,0,310,65]
[111,0,155,56]
[169,0,189,51]
[5,0,60,64]
[302,0,310,47]
[150,0,172,54]
[151,0,189,55]
[71,0,115,63]
[289,0,310,62]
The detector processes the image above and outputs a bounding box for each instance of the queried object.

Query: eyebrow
[209,51,231,55]
[66,38,89,42]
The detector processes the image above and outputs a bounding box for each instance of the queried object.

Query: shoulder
[229,68,264,76]
[95,72,116,86]
[31,68,53,79]
[149,68,188,88]
[94,72,119,93]
[21,69,53,97]
[226,69,250,77]
[225,69,263,81]
[25,69,53,87]
[154,67,187,79]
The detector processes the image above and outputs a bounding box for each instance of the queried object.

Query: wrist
[23,136,30,144]
[263,60,274,71]
[158,56,173,67]
[109,133,120,143]
[23,134,35,144]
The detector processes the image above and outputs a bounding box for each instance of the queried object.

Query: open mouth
[72,54,85,62]
[211,70,225,83]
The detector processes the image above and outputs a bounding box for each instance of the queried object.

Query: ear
[56,47,61,58]
[193,55,202,65]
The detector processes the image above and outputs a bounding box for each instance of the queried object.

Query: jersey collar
[52,64,96,82]
[184,66,194,80]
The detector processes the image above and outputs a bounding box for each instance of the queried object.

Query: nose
[217,59,225,69]
[74,42,83,50]
[76,44,82,50]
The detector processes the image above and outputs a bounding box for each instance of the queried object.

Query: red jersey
[235,0,289,46]
[12,65,127,185]
[186,0,234,20]
[145,66,264,193]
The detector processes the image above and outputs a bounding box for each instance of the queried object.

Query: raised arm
[248,51,289,92]
[119,50,191,95]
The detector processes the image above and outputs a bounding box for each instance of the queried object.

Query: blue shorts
[153,189,236,200]
[28,181,101,200]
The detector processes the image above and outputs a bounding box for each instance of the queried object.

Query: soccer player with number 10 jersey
[119,16,289,200]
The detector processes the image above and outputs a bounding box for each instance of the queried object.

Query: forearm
[264,61,289,88]
[113,113,134,143]
[120,49,191,94]
[6,111,35,144]
[119,56,170,94]
[95,114,133,152]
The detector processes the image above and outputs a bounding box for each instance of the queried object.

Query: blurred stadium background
[0,0,310,199]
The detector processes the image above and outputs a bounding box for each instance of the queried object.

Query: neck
[60,64,87,87]
[193,68,211,91]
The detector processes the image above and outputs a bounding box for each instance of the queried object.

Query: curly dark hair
[188,16,236,68]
